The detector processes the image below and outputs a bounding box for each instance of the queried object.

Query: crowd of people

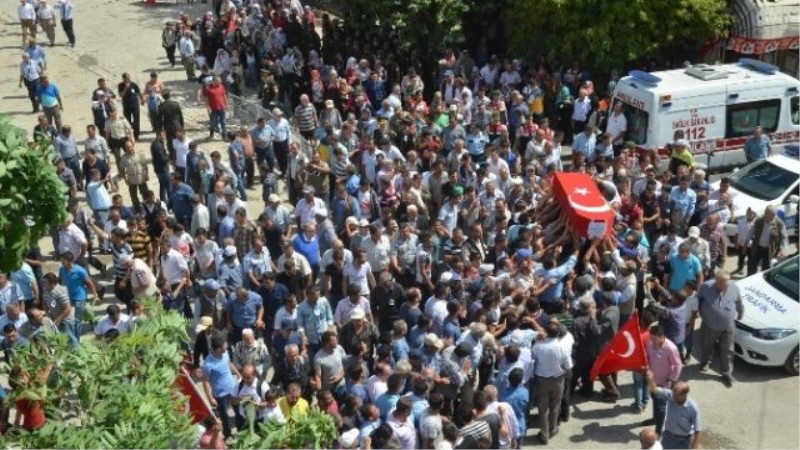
[5,0,796,448]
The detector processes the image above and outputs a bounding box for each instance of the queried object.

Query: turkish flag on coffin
[590,312,649,380]
[552,172,615,238]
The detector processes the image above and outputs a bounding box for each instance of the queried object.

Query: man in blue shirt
[744,126,771,163]
[201,332,240,439]
[296,286,334,357]
[2,323,30,366]
[36,74,63,130]
[670,176,697,231]
[501,367,530,441]
[226,287,263,348]
[572,125,597,163]
[168,171,195,229]
[251,117,276,172]
[667,243,704,292]
[58,251,98,341]
[536,241,581,306]
[24,38,47,69]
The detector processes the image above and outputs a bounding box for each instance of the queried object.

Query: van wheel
[786,347,799,376]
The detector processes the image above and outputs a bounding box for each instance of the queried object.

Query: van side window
[725,99,781,138]
[791,96,799,126]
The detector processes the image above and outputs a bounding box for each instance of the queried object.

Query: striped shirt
[110,242,133,279]
[129,231,150,261]
[294,103,318,132]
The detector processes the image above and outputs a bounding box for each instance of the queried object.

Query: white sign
[587,221,607,238]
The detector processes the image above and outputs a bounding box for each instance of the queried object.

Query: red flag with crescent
[553,172,615,238]
[590,312,649,380]
[174,365,215,423]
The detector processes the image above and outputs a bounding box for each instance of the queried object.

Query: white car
[713,153,799,239]
[734,256,800,375]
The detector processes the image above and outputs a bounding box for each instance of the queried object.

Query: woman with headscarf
[308,68,325,111]
[213,48,232,80]
[344,57,358,86]
[307,50,322,70]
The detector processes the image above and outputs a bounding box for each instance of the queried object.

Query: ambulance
[612,59,800,172]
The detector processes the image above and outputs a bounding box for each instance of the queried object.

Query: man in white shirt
[294,186,325,228]
[18,0,36,48]
[605,101,628,153]
[269,108,292,174]
[37,0,57,46]
[94,304,131,337]
[571,89,592,138]
[190,194,210,236]
[172,129,192,173]
[57,0,75,47]
[531,319,573,445]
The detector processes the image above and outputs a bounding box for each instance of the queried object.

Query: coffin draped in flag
[553,172,615,238]
[590,313,649,380]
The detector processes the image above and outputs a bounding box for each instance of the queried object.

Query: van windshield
[618,101,649,145]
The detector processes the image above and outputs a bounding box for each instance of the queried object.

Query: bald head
[639,428,658,449]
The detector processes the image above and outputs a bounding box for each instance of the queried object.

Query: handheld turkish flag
[552,172,615,238]
[590,312,648,380]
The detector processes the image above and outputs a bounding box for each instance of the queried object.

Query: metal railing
[226,94,313,157]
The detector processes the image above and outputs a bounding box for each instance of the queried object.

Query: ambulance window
[791,96,799,126]
[619,103,649,145]
[726,99,781,137]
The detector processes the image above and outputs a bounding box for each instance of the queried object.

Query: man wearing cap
[193,281,227,332]
[295,185,324,228]
[120,253,156,303]
[634,165,662,197]
[269,108,291,175]
[263,194,291,236]
[686,226,711,276]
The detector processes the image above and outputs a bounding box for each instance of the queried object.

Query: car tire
[786,346,799,376]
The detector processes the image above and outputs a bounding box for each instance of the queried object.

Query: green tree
[505,0,729,73]
[2,301,198,449]
[343,0,469,55]
[0,115,67,272]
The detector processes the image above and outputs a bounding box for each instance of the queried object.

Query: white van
[612,59,800,172]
